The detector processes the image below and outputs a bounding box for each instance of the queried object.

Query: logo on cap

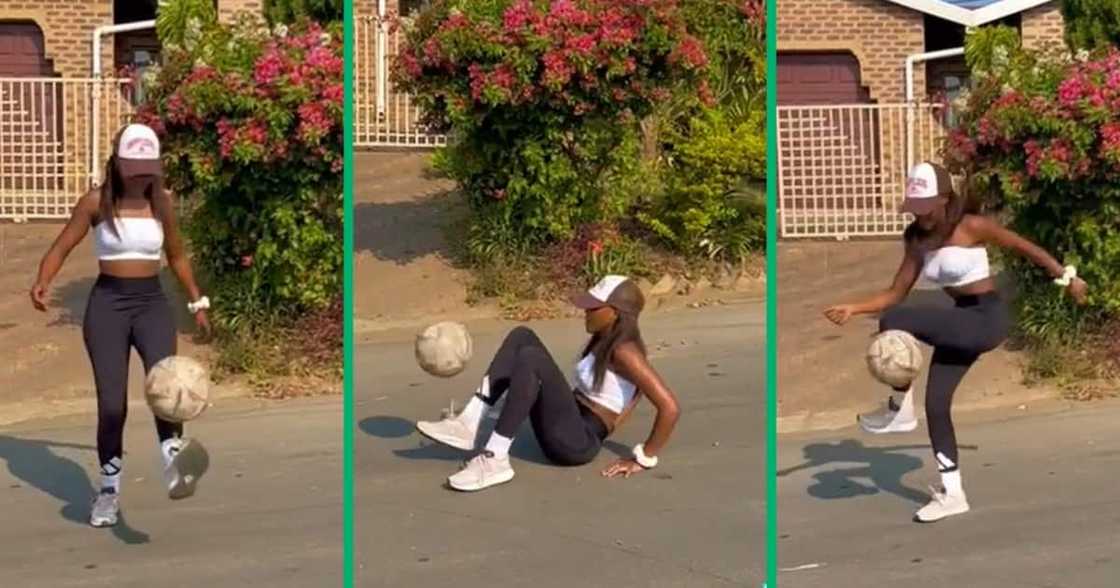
[123,138,157,157]
[906,177,928,198]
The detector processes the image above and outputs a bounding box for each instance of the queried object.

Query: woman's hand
[601,458,646,479]
[824,304,856,325]
[194,309,213,338]
[1067,277,1088,305]
[29,283,49,312]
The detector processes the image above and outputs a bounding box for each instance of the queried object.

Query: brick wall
[0,0,112,78]
[1020,1,1064,52]
[778,0,925,103]
[218,0,264,24]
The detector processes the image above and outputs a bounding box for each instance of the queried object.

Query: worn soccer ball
[415,321,472,378]
[866,330,923,388]
[145,356,210,423]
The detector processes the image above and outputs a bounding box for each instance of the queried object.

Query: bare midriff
[944,276,996,299]
[99,259,161,279]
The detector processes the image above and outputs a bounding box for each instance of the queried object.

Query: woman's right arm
[31,192,96,311]
[824,246,921,325]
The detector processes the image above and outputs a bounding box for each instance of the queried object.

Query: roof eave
[881,0,1055,27]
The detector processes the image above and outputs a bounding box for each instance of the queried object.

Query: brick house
[775,0,1066,238]
[777,0,1065,106]
[0,0,262,79]
[0,0,262,221]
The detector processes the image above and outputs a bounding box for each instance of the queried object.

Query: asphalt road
[777,399,1120,587]
[354,302,767,587]
[0,398,343,587]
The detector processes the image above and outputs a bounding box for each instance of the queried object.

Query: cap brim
[570,291,607,310]
[900,195,945,215]
[118,158,162,178]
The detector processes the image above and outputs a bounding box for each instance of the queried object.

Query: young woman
[824,162,1088,523]
[416,275,681,491]
[30,123,213,528]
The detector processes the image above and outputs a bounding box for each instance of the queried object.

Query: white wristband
[1053,265,1077,287]
[632,443,658,469]
[187,296,210,314]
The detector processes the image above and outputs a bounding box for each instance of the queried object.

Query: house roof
[884,0,1055,26]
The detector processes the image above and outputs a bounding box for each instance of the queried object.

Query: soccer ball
[145,356,210,423]
[415,321,472,377]
[866,330,923,388]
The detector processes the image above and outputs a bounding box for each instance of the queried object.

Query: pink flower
[321,83,344,104]
[671,35,708,69]
[542,50,573,88]
[1058,74,1088,107]
[254,48,285,86]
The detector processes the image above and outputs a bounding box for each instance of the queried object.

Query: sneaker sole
[914,504,970,523]
[858,416,919,435]
[416,422,475,452]
[448,469,515,492]
[169,439,210,500]
[90,516,118,528]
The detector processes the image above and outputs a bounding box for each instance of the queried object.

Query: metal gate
[0,78,133,221]
[353,13,446,149]
[776,103,947,238]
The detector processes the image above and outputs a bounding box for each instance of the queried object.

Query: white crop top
[94,217,164,261]
[922,246,990,287]
[574,353,637,414]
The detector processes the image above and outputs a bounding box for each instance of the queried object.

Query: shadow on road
[0,435,150,544]
[353,194,461,265]
[777,439,979,505]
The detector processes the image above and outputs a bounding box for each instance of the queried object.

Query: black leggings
[83,275,181,470]
[879,292,1010,473]
[480,327,608,466]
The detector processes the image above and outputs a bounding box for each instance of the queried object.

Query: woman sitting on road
[417,275,681,491]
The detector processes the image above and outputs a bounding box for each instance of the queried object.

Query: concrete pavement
[777,399,1120,587]
[354,302,767,587]
[0,398,343,587]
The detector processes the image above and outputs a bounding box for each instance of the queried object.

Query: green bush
[1062,0,1120,51]
[264,0,344,24]
[639,107,765,262]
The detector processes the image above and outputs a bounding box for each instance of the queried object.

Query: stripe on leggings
[100,457,122,476]
[935,452,958,473]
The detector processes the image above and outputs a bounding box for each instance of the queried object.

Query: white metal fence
[353,15,447,149]
[776,103,948,238]
[0,78,134,221]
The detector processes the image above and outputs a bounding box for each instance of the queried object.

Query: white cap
[116,123,162,177]
[901,162,951,214]
[570,275,642,313]
[118,123,160,159]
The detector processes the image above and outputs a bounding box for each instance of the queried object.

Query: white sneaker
[89,490,120,528]
[162,438,210,500]
[447,451,515,492]
[417,412,481,452]
[914,486,970,523]
[858,390,918,434]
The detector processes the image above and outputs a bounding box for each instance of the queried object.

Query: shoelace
[927,485,947,504]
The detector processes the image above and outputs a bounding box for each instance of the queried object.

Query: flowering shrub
[137,19,343,327]
[394,0,710,254]
[945,28,1119,330]
[640,0,766,262]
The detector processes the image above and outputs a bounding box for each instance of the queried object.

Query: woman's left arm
[969,215,1087,302]
[602,343,681,478]
[159,191,211,334]
[969,215,1065,277]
